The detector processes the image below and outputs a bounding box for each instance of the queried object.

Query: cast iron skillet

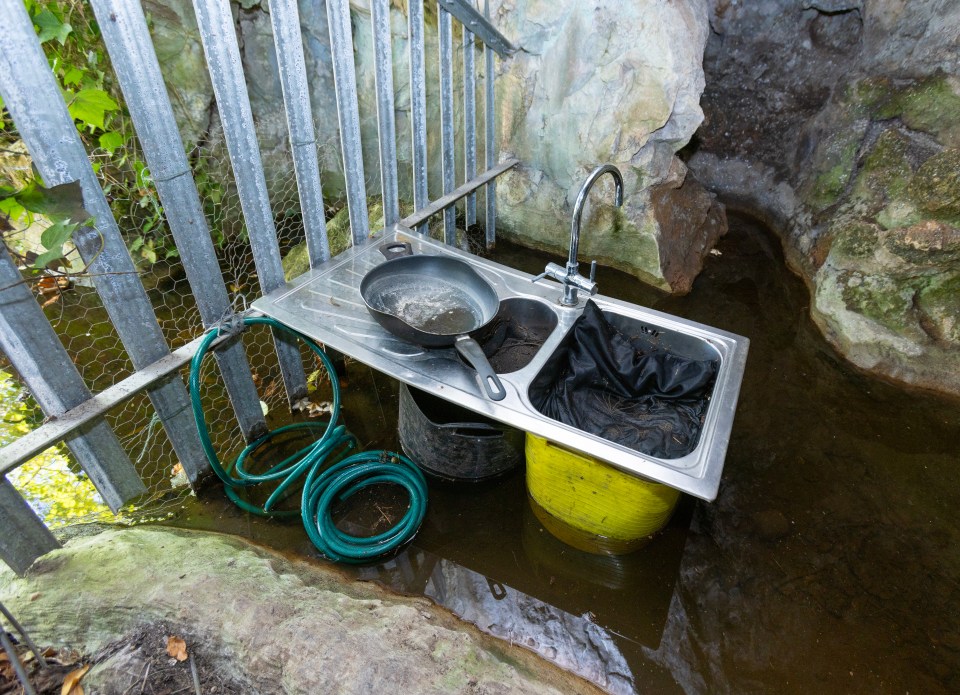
[360,242,507,401]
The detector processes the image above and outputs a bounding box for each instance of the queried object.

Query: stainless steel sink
[252,226,748,501]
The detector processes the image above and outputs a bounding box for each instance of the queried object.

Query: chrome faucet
[533,164,624,306]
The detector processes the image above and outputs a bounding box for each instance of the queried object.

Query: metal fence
[0,0,516,575]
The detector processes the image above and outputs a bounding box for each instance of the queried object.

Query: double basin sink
[252,226,748,501]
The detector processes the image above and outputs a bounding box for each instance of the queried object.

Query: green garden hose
[188,316,427,563]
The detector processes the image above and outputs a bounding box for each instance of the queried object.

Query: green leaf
[32,247,68,270]
[40,218,77,251]
[16,180,90,224]
[68,88,118,130]
[33,9,72,44]
[143,246,157,264]
[63,67,84,87]
[99,130,125,154]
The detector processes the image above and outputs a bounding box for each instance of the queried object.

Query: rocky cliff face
[142,0,720,293]
[492,0,723,293]
[689,0,960,397]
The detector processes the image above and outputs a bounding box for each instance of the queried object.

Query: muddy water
[169,213,960,694]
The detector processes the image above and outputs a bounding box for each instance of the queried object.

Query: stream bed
[42,212,960,693]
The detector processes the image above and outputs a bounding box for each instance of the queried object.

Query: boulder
[0,527,601,694]
[493,0,719,292]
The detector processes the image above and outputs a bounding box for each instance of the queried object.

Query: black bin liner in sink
[529,300,718,459]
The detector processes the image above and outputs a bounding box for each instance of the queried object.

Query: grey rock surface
[692,0,960,396]
[0,527,601,694]
[140,0,719,292]
[493,0,719,292]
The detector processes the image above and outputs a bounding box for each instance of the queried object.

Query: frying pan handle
[455,335,507,401]
[379,241,413,260]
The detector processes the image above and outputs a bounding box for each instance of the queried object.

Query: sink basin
[528,307,722,460]
[467,297,558,374]
[251,225,748,501]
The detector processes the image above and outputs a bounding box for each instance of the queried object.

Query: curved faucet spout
[532,164,625,306]
[568,164,624,270]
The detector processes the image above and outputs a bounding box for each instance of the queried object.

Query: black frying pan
[360,242,507,401]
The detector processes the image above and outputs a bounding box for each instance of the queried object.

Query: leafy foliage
[0,0,172,271]
[1,370,111,527]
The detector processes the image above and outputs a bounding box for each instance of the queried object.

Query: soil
[1,622,244,695]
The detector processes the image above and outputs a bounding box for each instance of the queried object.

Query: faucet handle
[589,260,597,283]
[532,262,567,285]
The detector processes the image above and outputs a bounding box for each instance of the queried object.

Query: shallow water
[168,213,959,693]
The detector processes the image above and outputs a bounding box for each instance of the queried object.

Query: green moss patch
[908,148,960,222]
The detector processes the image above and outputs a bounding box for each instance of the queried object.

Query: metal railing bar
[0,329,236,477]
[463,26,477,229]
[0,0,207,491]
[326,0,371,247]
[0,243,145,510]
[438,0,514,57]
[408,0,429,234]
[191,0,308,407]
[0,478,60,577]
[269,0,332,267]
[438,6,457,245]
[399,158,517,230]
[372,0,400,228]
[484,0,497,249]
[91,0,268,447]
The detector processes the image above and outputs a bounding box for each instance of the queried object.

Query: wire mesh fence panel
[1,0,510,538]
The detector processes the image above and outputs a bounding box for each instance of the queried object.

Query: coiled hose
[188,316,427,563]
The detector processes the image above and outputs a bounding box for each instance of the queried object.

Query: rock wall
[689,0,960,397]
[492,0,722,293]
[142,0,719,292]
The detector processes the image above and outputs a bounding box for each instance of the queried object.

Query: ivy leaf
[68,88,118,130]
[99,131,125,154]
[15,180,90,224]
[33,9,72,45]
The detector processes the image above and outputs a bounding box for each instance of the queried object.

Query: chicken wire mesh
[1,3,494,530]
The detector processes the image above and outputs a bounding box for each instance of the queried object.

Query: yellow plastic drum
[525,433,680,555]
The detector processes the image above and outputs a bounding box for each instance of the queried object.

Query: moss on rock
[916,272,960,345]
[853,129,914,206]
[908,148,960,223]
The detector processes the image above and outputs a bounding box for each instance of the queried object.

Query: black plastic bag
[530,300,718,459]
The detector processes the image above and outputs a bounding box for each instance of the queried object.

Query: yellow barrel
[525,433,680,555]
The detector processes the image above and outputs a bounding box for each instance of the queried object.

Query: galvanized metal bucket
[398,383,523,482]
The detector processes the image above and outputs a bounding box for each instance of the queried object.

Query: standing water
[162,212,960,693]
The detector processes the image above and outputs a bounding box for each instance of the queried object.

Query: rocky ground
[0,527,601,695]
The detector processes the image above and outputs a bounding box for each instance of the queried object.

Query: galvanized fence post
[484,0,498,248]
[90,0,268,445]
[0,0,210,483]
[463,27,477,229]
[438,6,457,245]
[372,0,400,228]
[327,0,371,247]
[0,245,146,510]
[408,0,429,234]
[191,0,308,407]
[483,0,497,249]
[268,0,332,266]
[0,478,59,576]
